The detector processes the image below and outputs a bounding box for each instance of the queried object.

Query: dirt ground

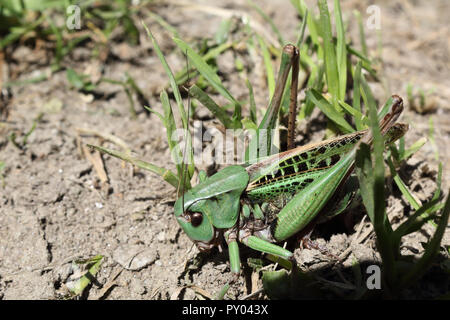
[0,0,449,299]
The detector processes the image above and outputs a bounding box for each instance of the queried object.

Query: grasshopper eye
[188,212,203,227]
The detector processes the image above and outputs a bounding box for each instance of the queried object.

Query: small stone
[156,231,166,242]
[130,211,145,221]
[80,93,94,104]
[95,202,103,209]
[113,244,158,271]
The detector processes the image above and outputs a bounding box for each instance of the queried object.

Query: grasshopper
[173,44,407,295]
[91,44,408,297]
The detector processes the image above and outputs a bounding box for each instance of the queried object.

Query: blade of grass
[88,144,180,189]
[306,89,354,133]
[393,199,443,241]
[401,137,427,161]
[357,87,396,286]
[432,163,443,202]
[387,157,421,210]
[334,0,347,101]
[160,90,190,190]
[352,61,363,130]
[172,37,242,127]
[142,22,188,129]
[189,84,235,128]
[399,190,450,289]
[295,0,321,56]
[174,41,234,85]
[247,0,284,46]
[142,22,195,182]
[257,35,275,100]
[295,9,308,48]
[147,10,180,38]
[302,61,325,117]
[246,79,257,124]
[354,10,368,57]
[338,100,365,122]
[318,0,340,107]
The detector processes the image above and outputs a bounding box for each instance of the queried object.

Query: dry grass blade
[82,144,108,184]
[186,284,214,300]
[92,267,123,300]
[76,127,130,152]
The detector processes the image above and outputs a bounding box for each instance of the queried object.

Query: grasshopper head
[174,196,218,251]
[173,166,249,251]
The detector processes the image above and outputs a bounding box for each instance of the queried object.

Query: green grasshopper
[173,44,407,295]
[91,44,408,297]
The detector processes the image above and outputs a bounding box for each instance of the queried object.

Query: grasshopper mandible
[173,44,408,294]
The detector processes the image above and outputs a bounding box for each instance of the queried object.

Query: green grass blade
[334,0,347,101]
[295,9,308,48]
[432,163,443,202]
[214,19,233,45]
[142,22,188,129]
[143,23,195,183]
[303,61,325,117]
[366,84,388,234]
[174,41,234,85]
[338,100,365,123]
[306,89,354,133]
[387,158,421,210]
[354,10,368,57]
[352,61,363,130]
[172,37,237,104]
[360,74,376,113]
[401,137,427,161]
[257,35,275,99]
[377,95,397,120]
[246,79,257,124]
[399,190,450,289]
[88,144,179,189]
[160,90,189,188]
[393,199,443,240]
[356,87,396,285]
[189,84,235,128]
[66,68,85,90]
[295,0,321,54]
[148,11,180,38]
[172,37,241,126]
[318,0,339,106]
[247,0,284,46]
[356,143,375,222]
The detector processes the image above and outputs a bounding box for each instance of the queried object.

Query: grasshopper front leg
[218,226,294,299]
[215,230,241,300]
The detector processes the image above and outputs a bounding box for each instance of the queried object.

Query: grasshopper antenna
[177,49,192,213]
